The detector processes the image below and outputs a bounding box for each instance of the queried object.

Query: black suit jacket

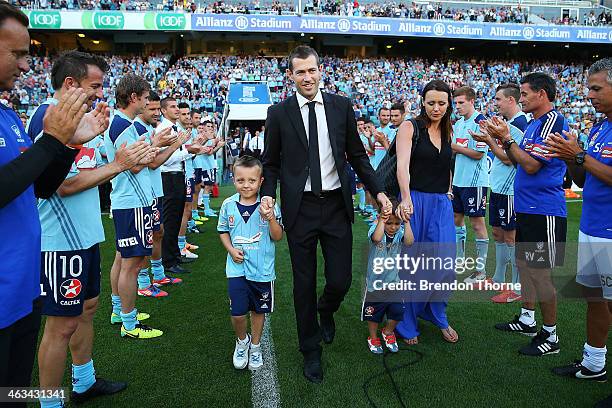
[261,92,384,231]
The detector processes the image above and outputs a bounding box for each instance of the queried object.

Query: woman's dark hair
[417,79,453,142]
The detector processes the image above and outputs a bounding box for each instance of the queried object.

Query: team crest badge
[468,197,474,205]
[228,215,235,227]
[364,306,375,317]
[261,292,270,300]
[536,242,545,250]
[499,209,505,217]
[146,230,154,244]
[60,279,82,299]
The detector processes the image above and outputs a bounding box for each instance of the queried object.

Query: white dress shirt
[296,91,341,192]
[249,134,264,151]
[157,116,192,173]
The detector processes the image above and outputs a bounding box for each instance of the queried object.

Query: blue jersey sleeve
[217,200,230,233]
[529,112,567,164]
[25,103,49,142]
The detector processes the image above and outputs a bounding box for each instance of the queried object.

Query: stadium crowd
[4,54,600,148]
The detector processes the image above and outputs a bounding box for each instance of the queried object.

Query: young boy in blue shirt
[217,156,283,370]
[362,199,414,354]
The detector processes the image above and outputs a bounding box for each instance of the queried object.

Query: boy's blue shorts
[228,276,274,316]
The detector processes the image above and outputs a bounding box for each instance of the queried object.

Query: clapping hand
[72,101,111,145]
[481,116,511,142]
[545,130,581,161]
[151,126,176,148]
[43,88,90,145]
[113,138,153,171]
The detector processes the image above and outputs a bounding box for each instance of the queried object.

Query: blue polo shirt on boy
[0,104,40,328]
[514,109,568,217]
[580,120,612,239]
[217,193,282,282]
[134,117,163,199]
[104,110,153,210]
[452,111,489,187]
[365,225,405,292]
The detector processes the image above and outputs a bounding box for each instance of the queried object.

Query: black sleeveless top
[408,119,452,194]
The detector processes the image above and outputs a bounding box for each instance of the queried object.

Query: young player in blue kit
[362,199,414,354]
[217,156,283,371]
[451,86,490,284]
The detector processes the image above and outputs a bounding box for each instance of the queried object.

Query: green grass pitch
[30,187,609,408]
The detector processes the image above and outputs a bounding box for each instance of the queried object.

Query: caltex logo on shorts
[60,279,82,299]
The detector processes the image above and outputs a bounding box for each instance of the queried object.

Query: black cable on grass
[363,346,424,408]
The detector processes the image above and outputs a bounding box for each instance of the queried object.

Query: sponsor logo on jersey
[60,278,82,299]
[456,138,469,148]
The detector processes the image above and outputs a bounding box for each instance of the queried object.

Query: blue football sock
[121,309,138,331]
[39,397,63,408]
[508,244,520,293]
[72,359,96,394]
[137,268,151,290]
[151,258,165,280]
[357,188,366,210]
[492,242,508,283]
[456,226,466,259]
[188,219,195,228]
[203,194,211,211]
[475,238,489,273]
[191,209,199,219]
[365,204,373,213]
[111,294,121,316]
[178,236,186,251]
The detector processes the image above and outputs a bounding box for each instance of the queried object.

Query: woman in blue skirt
[395,80,459,344]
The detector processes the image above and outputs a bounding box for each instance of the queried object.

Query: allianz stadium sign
[23,10,612,43]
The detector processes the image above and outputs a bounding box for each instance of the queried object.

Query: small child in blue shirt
[362,199,414,354]
[217,156,283,371]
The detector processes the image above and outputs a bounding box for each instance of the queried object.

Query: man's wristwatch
[575,151,586,166]
[502,139,516,150]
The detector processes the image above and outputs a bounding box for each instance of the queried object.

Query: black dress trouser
[161,172,185,269]
[285,190,353,355]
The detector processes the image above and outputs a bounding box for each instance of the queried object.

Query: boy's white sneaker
[233,334,251,369]
[249,343,264,371]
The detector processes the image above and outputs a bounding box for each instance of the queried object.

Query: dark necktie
[307,101,322,196]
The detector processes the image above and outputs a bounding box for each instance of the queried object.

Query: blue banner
[192,13,612,44]
[228,83,271,105]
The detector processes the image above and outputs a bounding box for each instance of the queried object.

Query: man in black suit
[260,46,391,383]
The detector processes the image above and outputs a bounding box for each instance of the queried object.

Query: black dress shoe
[320,314,335,344]
[167,264,191,274]
[71,377,127,404]
[180,256,195,264]
[303,352,323,383]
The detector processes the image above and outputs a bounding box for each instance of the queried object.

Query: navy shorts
[185,177,195,203]
[112,207,153,258]
[194,168,203,184]
[361,301,404,323]
[452,186,488,217]
[40,244,101,316]
[227,277,274,316]
[151,197,163,232]
[202,169,217,186]
[489,192,516,231]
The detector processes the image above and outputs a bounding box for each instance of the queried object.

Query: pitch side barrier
[23,10,612,44]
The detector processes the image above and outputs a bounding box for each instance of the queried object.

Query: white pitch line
[251,315,281,408]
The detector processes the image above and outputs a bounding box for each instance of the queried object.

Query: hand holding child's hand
[230,248,244,263]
